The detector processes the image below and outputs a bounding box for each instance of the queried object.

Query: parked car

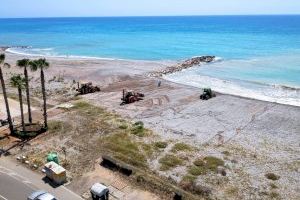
[27,191,57,200]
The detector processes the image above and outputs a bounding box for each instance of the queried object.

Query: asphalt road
[0,169,35,200]
[0,157,83,200]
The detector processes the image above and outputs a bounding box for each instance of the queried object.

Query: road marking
[0,194,8,200]
[0,170,36,190]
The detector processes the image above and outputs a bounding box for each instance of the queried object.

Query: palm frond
[29,60,39,71]
[10,74,26,89]
[17,59,30,68]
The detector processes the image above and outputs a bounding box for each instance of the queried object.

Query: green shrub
[131,121,145,137]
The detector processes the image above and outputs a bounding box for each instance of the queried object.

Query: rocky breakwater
[149,56,215,77]
[0,46,30,51]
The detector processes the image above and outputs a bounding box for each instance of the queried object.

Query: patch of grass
[182,174,197,182]
[203,156,225,171]
[141,143,155,157]
[171,143,193,153]
[159,154,184,171]
[188,156,225,176]
[48,120,72,134]
[154,141,168,149]
[180,175,197,191]
[102,132,148,168]
[269,192,280,199]
[131,121,146,137]
[188,165,207,176]
[265,173,280,181]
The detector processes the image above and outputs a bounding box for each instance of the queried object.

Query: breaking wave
[164,57,300,107]
[6,46,122,61]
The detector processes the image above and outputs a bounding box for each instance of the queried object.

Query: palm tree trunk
[24,67,32,124]
[41,69,47,129]
[18,87,25,132]
[0,66,14,134]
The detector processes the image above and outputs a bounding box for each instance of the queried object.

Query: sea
[0,16,299,106]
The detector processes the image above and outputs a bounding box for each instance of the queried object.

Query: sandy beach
[1,50,300,200]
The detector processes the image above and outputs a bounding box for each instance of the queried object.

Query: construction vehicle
[76,82,100,95]
[200,88,216,100]
[121,89,144,105]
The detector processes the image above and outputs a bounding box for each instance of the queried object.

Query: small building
[44,161,67,185]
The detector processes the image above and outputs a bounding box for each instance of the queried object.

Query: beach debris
[57,103,74,109]
[121,89,144,105]
[76,82,100,95]
[158,80,162,87]
[200,88,216,100]
[149,56,215,77]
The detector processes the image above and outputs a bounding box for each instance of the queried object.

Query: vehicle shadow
[42,176,60,188]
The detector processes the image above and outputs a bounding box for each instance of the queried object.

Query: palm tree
[10,74,26,132]
[17,59,32,124]
[0,54,14,134]
[29,58,49,129]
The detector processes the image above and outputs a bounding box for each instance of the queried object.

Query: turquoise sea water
[0,16,299,106]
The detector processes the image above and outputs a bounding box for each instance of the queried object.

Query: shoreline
[3,49,299,108]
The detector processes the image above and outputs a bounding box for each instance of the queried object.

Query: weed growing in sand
[171,143,194,153]
[188,156,225,176]
[269,192,280,199]
[265,173,280,181]
[203,156,225,170]
[154,141,168,149]
[270,183,278,189]
[188,165,207,176]
[119,124,128,129]
[48,120,72,134]
[159,154,184,171]
[131,121,146,137]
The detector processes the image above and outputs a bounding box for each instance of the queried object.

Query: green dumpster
[47,152,59,164]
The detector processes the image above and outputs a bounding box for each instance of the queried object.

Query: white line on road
[0,171,36,190]
[0,194,8,200]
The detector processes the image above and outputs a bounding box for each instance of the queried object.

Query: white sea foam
[6,47,124,61]
[165,72,300,107]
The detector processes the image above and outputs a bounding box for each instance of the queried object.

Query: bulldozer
[121,89,144,105]
[200,88,216,100]
[76,82,100,95]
